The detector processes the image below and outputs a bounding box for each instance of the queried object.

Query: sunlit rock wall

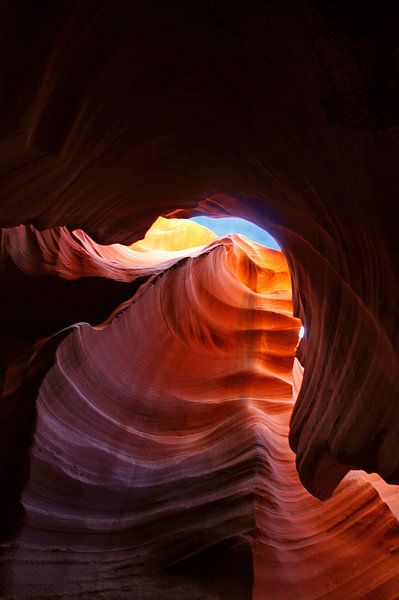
[1,219,398,599]
[1,2,398,500]
[1,2,399,597]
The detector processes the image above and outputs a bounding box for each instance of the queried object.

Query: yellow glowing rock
[130,216,216,252]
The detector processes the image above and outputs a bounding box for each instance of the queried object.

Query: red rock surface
[1,3,399,597]
[1,219,399,598]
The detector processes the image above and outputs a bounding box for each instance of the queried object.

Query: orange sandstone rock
[1,221,398,599]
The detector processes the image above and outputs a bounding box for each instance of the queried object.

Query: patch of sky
[190,217,280,250]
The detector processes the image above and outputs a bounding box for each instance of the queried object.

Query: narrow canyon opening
[2,2,399,597]
[2,209,399,600]
[2,214,305,599]
[2,213,399,599]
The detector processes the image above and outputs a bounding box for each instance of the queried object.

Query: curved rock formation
[1,1,398,500]
[1,218,399,598]
[1,2,399,597]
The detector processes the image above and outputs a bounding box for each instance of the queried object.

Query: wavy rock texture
[0,219,217,548]
[1,2,398,502]
[1,218,399,599]
[1,2,399,598]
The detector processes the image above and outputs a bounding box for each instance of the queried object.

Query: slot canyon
[1,2,399,599]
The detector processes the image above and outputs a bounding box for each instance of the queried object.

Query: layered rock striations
[1,219,399,598]
[0,2,398,501]
[1,2,399,597]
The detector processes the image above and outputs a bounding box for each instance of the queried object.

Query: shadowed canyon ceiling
[1,1,399,598]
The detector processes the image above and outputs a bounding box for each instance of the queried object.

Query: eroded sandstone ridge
[1,218,399,598]
[1,2,398,502]
[1,2,399,597]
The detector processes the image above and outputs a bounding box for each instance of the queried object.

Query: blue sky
[190,216,280,250]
